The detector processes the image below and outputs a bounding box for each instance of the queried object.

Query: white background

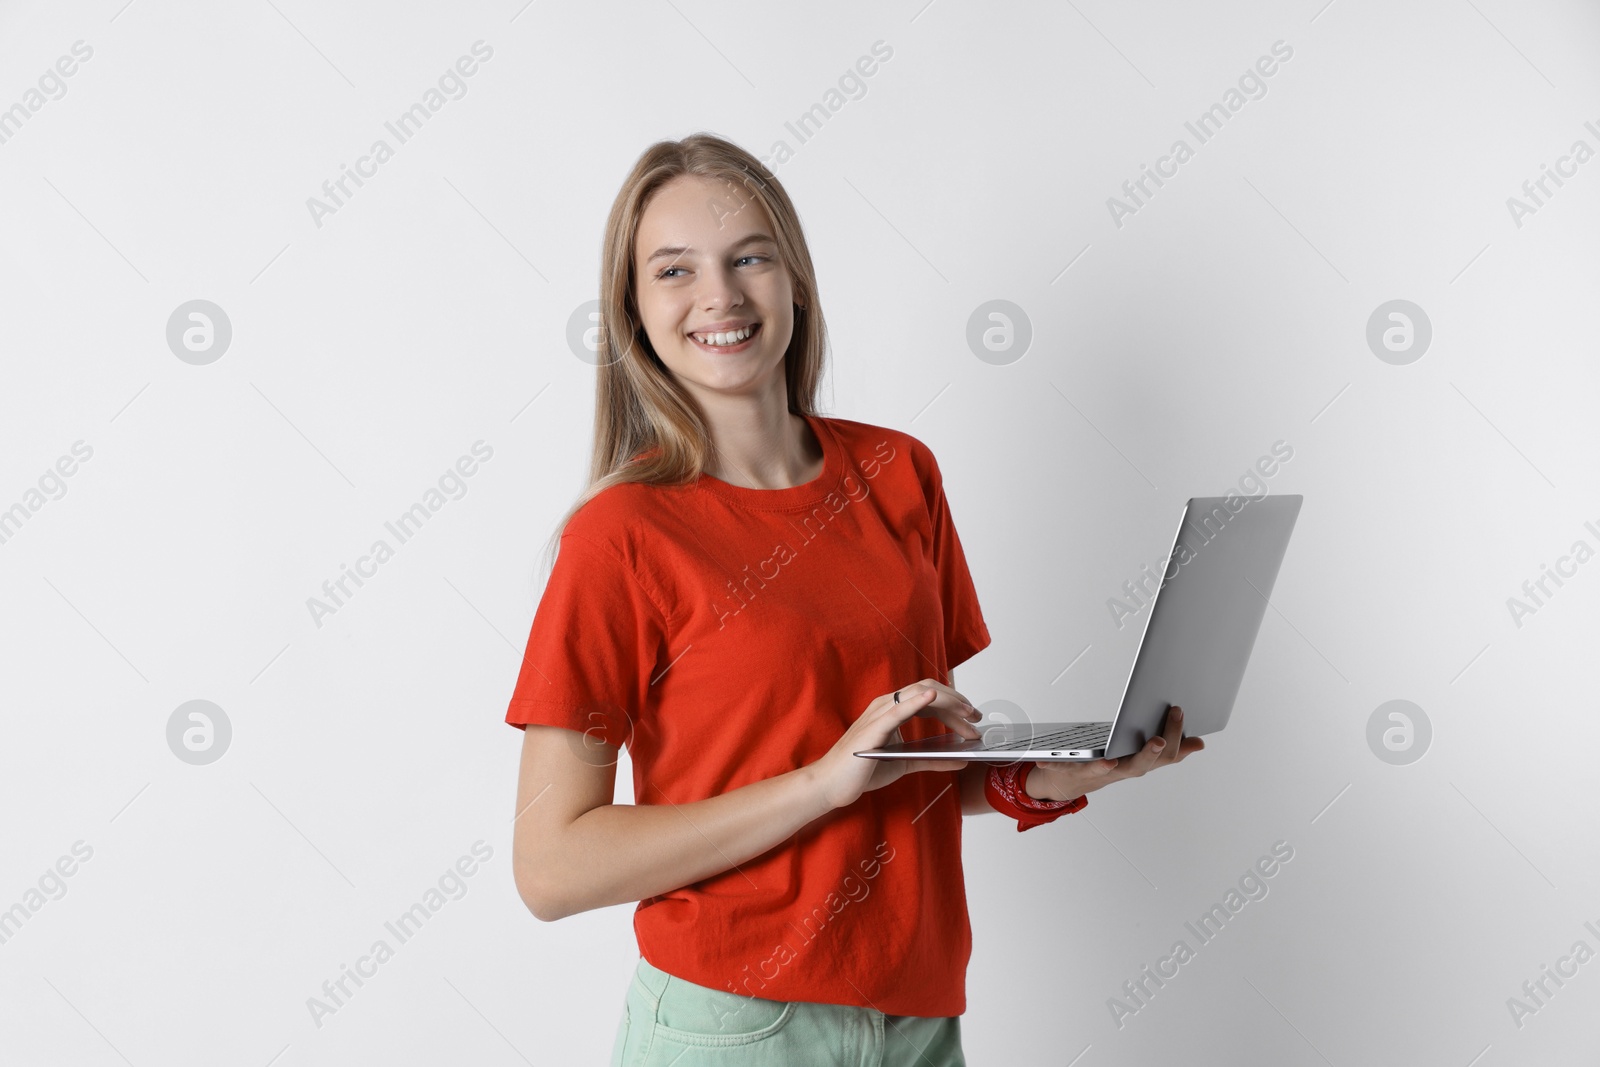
[2,1,1598,1064]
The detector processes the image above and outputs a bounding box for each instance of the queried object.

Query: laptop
[855,494,1302,762]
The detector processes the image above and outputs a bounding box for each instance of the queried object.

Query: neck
[701,400,821,490]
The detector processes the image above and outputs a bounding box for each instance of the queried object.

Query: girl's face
[632,174,799,406]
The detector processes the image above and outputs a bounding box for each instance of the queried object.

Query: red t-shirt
[504,412,991,1017]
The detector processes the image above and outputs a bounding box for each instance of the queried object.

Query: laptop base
[854,721,1116,762]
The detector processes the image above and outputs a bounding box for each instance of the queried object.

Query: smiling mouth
[688,322,761,351]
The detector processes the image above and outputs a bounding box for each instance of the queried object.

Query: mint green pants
[610,956,966,1066]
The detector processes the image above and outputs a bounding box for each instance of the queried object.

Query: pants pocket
[627,959,790,1049]
[652,971,797,1047]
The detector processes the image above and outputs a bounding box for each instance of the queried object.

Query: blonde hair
[537,133,830,578]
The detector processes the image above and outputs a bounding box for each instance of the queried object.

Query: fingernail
[1152,738,1166,750]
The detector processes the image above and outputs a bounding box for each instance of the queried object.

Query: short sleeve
[924,449,991,670]
[504,532,669,750]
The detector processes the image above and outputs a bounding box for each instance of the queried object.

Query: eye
[656,255,769,280]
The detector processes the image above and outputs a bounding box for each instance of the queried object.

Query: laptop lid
[853,492,1302,762]
[1098,493,1302,758]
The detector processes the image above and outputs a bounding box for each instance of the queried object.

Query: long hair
[536,133,830,579]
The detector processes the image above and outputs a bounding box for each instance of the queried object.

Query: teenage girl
[505,132,1201,1067]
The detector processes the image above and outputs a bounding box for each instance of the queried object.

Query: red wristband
[984,761,1087,832]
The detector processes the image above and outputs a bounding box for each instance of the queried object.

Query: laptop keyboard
[982,723,1112,751]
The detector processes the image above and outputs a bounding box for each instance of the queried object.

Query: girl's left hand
[1026,704,1204,802]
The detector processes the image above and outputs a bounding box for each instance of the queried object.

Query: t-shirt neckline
[694,412,841,510]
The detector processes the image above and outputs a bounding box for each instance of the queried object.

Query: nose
[695,263,745,312]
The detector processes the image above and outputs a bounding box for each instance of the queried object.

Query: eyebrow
[644,233,777,264]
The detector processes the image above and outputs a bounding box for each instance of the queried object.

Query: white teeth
[692,324,755,346]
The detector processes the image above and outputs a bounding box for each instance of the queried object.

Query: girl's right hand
[808,681,983,811]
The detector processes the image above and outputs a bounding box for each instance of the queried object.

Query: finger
[897,679,955,705]
[1160,705,1185,762]
[904,679,980,722]
[1068,757,1120,778]
[929,695,983,739]
[859,690,934,753]
[1066,757,1121,784]
[944,681,978,713]
[875,687,938,731]
[901,685,983,739]
[910,681,980,719]
[1051,755,1125,795]
[881,683,939,709]
[1126,734,1167,776]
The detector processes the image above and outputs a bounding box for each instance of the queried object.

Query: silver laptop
[856,494,1302,762]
